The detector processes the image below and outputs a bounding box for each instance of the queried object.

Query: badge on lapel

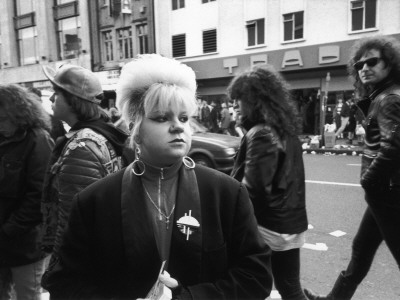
[177,210,200,241]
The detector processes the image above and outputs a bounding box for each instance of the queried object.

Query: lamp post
[320,72,330,135]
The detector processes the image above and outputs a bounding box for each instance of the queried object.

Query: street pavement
[292,154,399,300]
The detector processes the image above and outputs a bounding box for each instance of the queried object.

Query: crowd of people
[196,98,244,137]
[0,34,399,300]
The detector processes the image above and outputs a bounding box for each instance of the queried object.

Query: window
[102,30,114,61]
[172,34,186,57]
[117,27,133,60]
[122,0,132,14]
[283,11,304,41]
[246,19,265,47]
[137,24,149,54]
[15,0,38,65]
[18,27,38,65]
[203,29,217,53]
[57,17,81,59]
[202,0,216,3]
[351,0,376,31]
[172,0,185,10]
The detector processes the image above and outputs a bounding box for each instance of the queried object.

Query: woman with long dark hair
[229,64,308,300]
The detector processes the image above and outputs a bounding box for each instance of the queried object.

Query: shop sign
[188,40,351,80]
[281,45,340,69]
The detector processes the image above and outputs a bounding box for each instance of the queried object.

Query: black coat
[357,82,400,191]
[0,128,53,267]
[42,164,272,300]
[231,124,308,234]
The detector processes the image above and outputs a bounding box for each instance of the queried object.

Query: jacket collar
[368,79,394,100]
[120,163,203,283]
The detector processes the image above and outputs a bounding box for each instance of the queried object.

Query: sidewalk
[300,135,364,156]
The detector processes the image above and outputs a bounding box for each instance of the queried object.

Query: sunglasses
[353,57,381,71]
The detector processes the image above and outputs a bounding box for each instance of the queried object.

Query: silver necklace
[142,183,175,230]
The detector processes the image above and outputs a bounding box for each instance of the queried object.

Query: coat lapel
[169,165,203,285]
[121,165,161,278]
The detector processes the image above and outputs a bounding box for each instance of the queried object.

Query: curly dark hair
[348,35,400,97]
[0,84,51,132]
[227,64,301,136]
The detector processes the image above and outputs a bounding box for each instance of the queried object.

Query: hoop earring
[183,156,195,169]
[132,147,145,176]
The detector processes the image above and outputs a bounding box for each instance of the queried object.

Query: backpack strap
[102,139,122,174]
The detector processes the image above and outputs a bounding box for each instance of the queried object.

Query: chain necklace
[142,183,175,230]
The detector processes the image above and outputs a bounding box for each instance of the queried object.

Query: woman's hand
[159,271,179,289]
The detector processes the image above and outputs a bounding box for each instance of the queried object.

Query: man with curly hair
[0,84,54,299]
[305,35,400,300]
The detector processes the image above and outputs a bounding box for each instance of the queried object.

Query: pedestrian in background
[229,64,308,300]
[346,98,357,145]
[41,54,272,300]
[200,100,211,129]
[305,35,400,300]
[220,102,231,134]
[209,100,220,133]
[0,84,54,300]
[109,106,129,133]
[40,65,128,263]
[334,98,350,139]
[109,107,120,123]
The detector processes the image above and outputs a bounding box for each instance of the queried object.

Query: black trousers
[271,248,307,300]
[343,188,400,284]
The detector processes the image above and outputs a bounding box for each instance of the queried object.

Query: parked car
[189,120,241,173]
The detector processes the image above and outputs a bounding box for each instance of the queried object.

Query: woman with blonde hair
[42,54,272,300]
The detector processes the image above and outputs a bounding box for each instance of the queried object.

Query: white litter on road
[308,224,314,229]
[302,243,328,251]
[305,180,361,187]
[329,230,347,237]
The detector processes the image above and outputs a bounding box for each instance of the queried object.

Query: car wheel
[191,154,214,169]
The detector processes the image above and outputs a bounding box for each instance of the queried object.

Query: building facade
[1,0,400,134]
[90,0,155,101]
[0,0,93,91]
[0,0,154,107]
[153,0,400,134]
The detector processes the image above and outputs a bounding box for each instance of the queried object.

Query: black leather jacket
[357,82,400,191]
[231,124,308,234]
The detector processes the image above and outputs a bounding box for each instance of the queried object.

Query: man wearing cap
[40,64,129,263]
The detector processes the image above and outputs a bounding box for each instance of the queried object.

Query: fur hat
[116,54,196,112]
